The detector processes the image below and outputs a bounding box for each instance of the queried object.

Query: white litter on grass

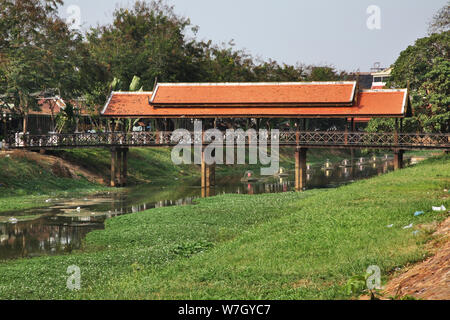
[76,207,81,212]
[45,199,51,203]
[432,205,446,212]
[403,223,413,229]
[412,230,420,236]
[387,224,394,228]
[8,217,18,224]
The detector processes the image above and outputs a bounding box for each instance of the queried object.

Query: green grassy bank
[0,153,105,212]
[0,155,448,299]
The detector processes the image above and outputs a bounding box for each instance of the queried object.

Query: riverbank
[0,154,448,299]
[0,147,362,213]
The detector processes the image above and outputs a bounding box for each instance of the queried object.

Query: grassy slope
[0,154,104,212]
[0,155,448,299]
[50,148,198,184]
[0,148,197,212]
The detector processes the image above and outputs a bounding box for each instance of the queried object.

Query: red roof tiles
[101,83,409,118]
[29,98,66,115]
[150,82,356,106]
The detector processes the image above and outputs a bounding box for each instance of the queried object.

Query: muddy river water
[0,156,423,260]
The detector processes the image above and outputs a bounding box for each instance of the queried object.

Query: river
[0,155,423,260]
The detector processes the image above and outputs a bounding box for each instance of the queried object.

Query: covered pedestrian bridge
[8,81,450,190]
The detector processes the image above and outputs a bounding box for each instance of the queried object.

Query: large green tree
[367,31,449,133]
[0,0,101,133]
[87,0,203,90]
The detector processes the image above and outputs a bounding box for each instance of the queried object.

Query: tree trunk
[23,114,28,134]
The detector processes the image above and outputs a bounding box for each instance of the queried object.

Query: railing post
[344,119,348,145]
[394,118,399,146]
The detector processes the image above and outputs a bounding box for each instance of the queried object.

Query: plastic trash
[8,217,18,224]
[403,223,413,229]
[412,230,420,236]
[387,224,394,228]
[432,205,446,212]
[414,211,424,216]
[45,199,51,203]
[76,207,81,212]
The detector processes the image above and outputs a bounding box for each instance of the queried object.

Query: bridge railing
[5,131,450,149]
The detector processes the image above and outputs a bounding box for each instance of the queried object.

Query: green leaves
[129,75,142,92]
[376,31,450,133]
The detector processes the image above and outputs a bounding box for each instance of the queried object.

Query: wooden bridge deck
[6,131,450,150]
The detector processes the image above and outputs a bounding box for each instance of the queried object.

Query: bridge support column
[201,147,215,190]
[295,147,307,191]
[111,147,128,187]
[394,149,404,170]
[117,149,123,186]
[111,148,117,187]
[121,148,128,186]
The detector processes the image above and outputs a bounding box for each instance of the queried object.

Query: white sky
[59,0,447,72]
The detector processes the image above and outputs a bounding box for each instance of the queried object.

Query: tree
[0,0,93,133]
[87,0,200,90]
[368,32,450,133]
[429,1,450,34]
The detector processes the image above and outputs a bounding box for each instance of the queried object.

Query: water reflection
[0,156,414,261]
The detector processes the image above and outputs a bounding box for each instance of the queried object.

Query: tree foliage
[368,31,450,133]
[428,1,450,34]
[0,0,108,132]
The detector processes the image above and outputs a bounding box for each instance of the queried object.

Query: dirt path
[6,150,106,185]
[383,216,450,300]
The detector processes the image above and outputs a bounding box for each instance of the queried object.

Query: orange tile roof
[150,82,357,106]
[102,85,409,118]
[29,98,66,115]
[103,92,154,117]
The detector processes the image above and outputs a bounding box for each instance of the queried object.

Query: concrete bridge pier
[394,149,404,170]
[110,147,129,187]
[295,147,308,191]
[201,147,215,189]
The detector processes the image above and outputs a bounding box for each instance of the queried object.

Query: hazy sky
[59,0,447,72]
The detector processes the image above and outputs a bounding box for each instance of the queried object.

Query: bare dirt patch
[383,216,450,300]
